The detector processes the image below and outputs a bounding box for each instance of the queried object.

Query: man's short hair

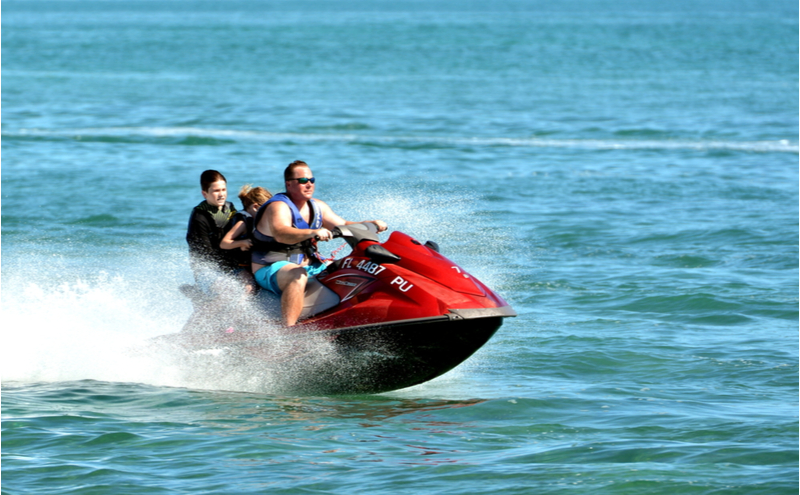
[200,170,227,192]
[284,160,309,181]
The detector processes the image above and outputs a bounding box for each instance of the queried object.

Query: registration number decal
[341,258,386,276]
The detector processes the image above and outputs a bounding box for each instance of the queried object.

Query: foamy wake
[1,272,180,386]
[0,270,352,393]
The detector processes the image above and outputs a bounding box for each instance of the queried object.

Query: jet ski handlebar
[332,223,401,264]
[314,223,401,264]
[331,222,380,246]
[314,222,381,247]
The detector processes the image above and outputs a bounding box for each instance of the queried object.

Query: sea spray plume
[150,284,348,394]
[155,277,428,395]
[319,176,517,305]
[0,256,345,394]
[357,179,516,291]
[0,271,184,386]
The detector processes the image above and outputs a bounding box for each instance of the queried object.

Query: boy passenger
[186,170,238,297]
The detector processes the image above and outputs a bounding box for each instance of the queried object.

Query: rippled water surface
[2,1,798,493]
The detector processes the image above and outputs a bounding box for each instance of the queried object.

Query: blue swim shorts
[253,261,328,295]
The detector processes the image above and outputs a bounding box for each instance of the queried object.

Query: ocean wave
[5,127,798,153]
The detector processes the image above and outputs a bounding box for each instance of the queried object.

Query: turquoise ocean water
[2,1,798,493]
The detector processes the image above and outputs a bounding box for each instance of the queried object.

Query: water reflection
[198,393,489,466]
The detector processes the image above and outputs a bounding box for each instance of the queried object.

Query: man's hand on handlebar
[315,228,334,242]
[373,220,388,233]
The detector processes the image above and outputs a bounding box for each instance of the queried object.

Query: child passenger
[220,185,273,293]
[186,170,238,297]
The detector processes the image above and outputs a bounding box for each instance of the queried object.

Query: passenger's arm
[220,221,252,251]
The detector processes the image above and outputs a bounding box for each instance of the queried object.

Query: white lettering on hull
[391,276,414,293]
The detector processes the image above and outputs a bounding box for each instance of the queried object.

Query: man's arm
[265,202,329,244]
[220,220,252,251]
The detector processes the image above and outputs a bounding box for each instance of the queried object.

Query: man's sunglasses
[287,177,316,184]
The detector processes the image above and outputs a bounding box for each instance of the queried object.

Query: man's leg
[275,264,309,326]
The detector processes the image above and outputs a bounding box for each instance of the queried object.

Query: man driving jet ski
[251,160,388,326]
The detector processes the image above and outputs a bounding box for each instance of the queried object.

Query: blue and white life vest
[251,193,323,264]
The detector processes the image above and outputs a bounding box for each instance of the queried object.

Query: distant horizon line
[6,126,798,154]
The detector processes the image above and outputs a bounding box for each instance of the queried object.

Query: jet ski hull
[312,314,506,394]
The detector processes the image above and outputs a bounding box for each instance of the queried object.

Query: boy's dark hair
[200,170,227,192]
[284,160,309,181]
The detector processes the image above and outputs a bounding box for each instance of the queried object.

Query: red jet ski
[158,223,515,394]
